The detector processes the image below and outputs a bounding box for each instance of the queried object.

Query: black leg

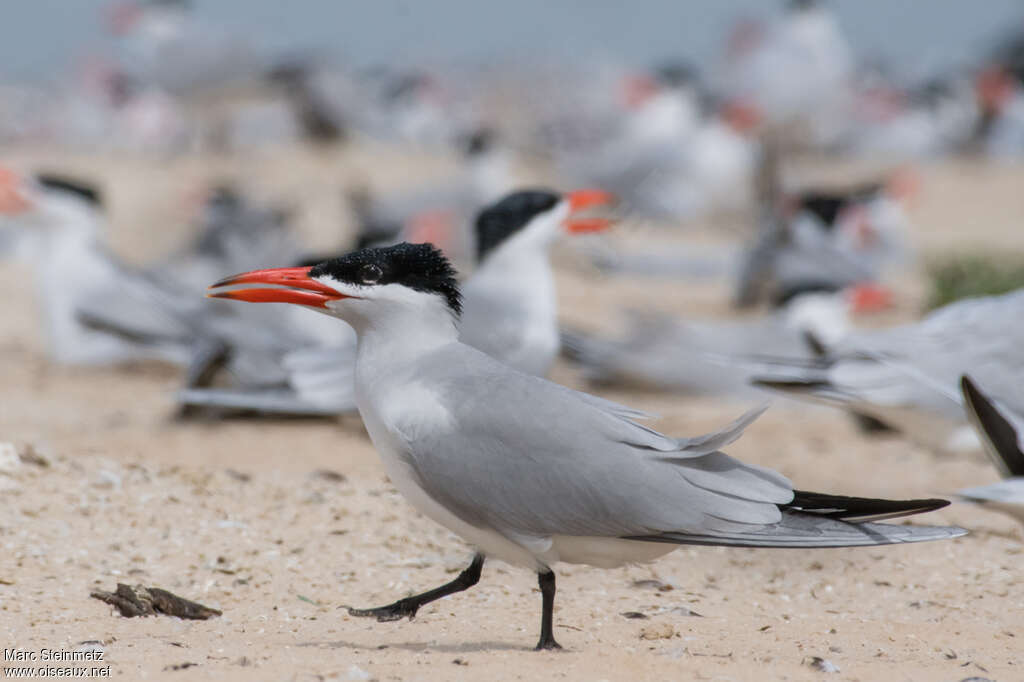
[535,569,562,650]
[347,553,484,622]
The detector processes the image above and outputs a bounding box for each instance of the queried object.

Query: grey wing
[176,342,359,416]
[563,310,808,396]
[75,266,196,346]
[755,289,1024,419]
[282,343,358,410]
[956,479,1024,505]
[560,310,681,386]
[646,514,964,548]
[850,289,1024,396]
[401,353,793,542]
[175,387,343,416]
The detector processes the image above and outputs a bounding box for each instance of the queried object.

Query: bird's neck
[351,305,460,374]
[469,241,556,318]
[476,237,554,286]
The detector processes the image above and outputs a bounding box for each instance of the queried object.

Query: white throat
[468,237,555,318]
[325,287,460,374]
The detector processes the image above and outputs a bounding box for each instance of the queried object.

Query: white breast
[356,379,545,569]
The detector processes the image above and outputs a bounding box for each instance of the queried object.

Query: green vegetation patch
[927,253,1024,310]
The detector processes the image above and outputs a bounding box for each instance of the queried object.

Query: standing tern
[734,171,911,310]
[0,169,335,381]
[0,170,190,366]
[561,282,880,397]
[751,289,1024,453]
[207,242,964,650]
[955,375,1024,524]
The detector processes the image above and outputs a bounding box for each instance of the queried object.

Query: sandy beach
[2,145,1023,681]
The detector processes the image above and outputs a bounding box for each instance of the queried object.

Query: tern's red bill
[849,283,893,314]
[0,167,30,215]
[208,266,347,308]
[567,189,615,213]
[565,188,615,234]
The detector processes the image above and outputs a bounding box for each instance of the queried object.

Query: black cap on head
[310,242,462,316]
[35,174,104,208]
[474,189,561,262]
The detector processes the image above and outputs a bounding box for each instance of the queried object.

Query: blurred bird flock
[3,0,1024,676]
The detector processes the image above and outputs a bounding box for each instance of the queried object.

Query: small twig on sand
[90,583,221,620]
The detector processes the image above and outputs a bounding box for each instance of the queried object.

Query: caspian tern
[751,289,1024,453]
[735,170,912,309]
[177,188,614,414]
[975,31,1024,157]
[0,169,334,380]
[561,282,883,397]
[0,169,191,365]
[563,66,759,222]
[847,75,980,158]
[107,0,265,98]
[207,241,964,650]
[578,168,912,287]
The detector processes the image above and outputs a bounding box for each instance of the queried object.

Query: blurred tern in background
[107,0,265,98]
[0,168,340,380]
[846,75,980,158]
[974,28,1024,157]
[580,167,914,294]
[751,289,1024,453]
[562,281,888,397]
[561,64,760,221]
[206,241,964,650]
[734,166,913,309]
[719,0,852,148]
[0,169,188,365]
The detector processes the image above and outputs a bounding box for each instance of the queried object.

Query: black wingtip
[36,173,104,208]
[784,490,950,522]
[751,378,828,391]
[960,375,1024,478]
[850,412,900,434]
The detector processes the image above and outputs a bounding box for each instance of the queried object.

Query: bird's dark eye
[360,263,383,284]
